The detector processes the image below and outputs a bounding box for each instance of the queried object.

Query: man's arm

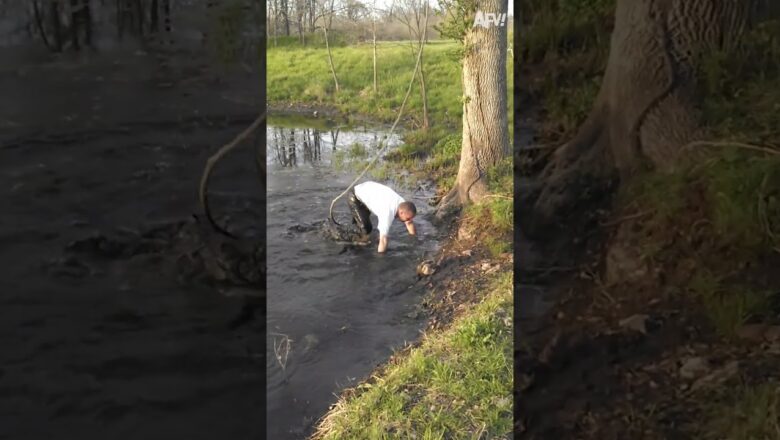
[378,235,389,253]
[405,221,416,236]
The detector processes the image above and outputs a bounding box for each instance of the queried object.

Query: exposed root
[198,112,266,238]
[525,115,613,237]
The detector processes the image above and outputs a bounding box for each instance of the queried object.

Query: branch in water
[199,112,266,238]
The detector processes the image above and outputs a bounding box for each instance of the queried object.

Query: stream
[265,116,440,438]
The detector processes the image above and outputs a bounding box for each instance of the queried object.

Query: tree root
[682,140,780,156]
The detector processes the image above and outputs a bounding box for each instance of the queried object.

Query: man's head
[398,201,417,222]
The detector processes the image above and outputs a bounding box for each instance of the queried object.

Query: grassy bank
[334,127,513,257]
[268,40,514,130]
[312,272,513,439]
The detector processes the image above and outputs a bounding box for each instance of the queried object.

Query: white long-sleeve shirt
[354,181,405,237]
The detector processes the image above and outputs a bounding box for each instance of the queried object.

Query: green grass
[689,271,772,339]
[268,40,514,129]
[312,272,513,439]
[620,151,780,338]
[705,383,780,440]
[519,1,613,141]
[519,0,615,64]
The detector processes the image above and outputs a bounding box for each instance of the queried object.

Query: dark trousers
[348,190,372,234]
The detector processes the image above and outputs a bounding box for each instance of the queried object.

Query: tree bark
[297,0,304,44]
[162,0,171,43]
[150,0,158,32]
[309,0,315,32]
[117,0,123,39]
[51,1,63,51]
[281,0,290,35]
[372,18,377,93]
[418,38,429,129]
[70,0,80,51]
[134,0,143,35]
[83,0,92,47]
[32,1,53,50]
[524,0,754,237]
[437,0,509,214]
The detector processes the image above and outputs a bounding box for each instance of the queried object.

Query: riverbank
[311,219,514,439]
[289,115,514,437]
[517,5,780,438]
[266,41,514,436]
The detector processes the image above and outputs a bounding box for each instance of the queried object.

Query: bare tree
[280,0,290,35]
[296,0,307,44]
[392,0,430,129]
[32,1,53,50]
[371,0,378,92]
[320,0,340,93]
[52,0,63,51]
[150,0,158,32]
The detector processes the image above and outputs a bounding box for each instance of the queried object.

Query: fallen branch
[198,112,266,238]
[480,194,513,200]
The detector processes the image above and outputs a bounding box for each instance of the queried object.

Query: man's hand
[405,221,416,236]
[378,235,389,253]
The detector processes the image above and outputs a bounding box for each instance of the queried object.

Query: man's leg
[348,190,373,235]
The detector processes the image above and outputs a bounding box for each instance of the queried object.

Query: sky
[375,0,514,17]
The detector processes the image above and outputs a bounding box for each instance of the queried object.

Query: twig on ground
[682,140,780,156]
[600,210,654,227]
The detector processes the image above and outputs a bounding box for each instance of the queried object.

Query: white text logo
[472,11,507,28]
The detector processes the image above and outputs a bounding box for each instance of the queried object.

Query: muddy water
[0,42,263,438]
[266,117,439,438]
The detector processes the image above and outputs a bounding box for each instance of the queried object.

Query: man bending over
[348,181,417,253]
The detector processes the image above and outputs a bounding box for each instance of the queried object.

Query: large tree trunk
[524,0,753,236]
[437,0,509,214]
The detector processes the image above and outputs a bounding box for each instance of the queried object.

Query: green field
[267,40,514,130]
